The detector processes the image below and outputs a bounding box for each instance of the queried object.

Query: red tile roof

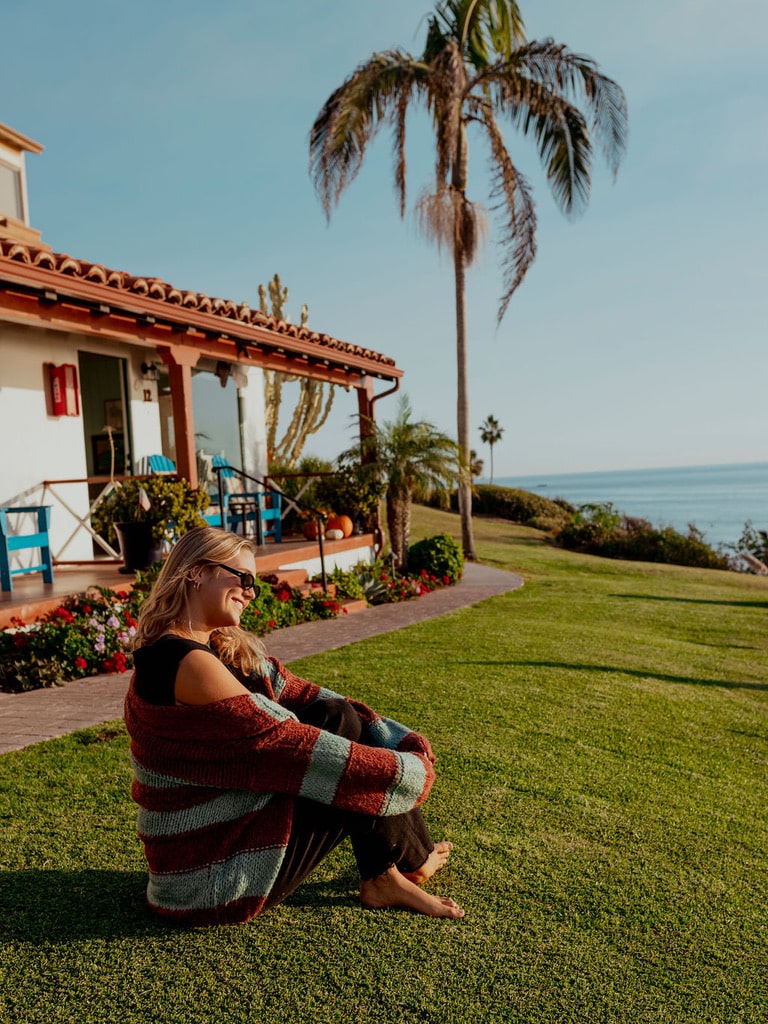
[0,240,399,375]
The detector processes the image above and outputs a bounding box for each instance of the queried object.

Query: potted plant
[91,476,210,571]
[327,455,386,535]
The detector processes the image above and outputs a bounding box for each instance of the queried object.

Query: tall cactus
[259,274,336,468]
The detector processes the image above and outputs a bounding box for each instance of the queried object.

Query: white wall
[0,323,164,563]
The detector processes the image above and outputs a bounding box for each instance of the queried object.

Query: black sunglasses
[215,564,260,595]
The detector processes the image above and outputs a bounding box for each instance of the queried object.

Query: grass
[1,507,767,1023]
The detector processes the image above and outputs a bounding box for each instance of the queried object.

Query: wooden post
[157,345,200,489]
[357,375,376,463]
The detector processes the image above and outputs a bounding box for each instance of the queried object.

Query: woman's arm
[261,657,435,762]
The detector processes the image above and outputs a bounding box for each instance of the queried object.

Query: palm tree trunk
[386,486,412,573]
[454,241,476,561]
[452,121,477,562]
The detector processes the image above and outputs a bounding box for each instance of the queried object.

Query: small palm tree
[469,448,484,481]
[310,0,627,563]
[479,415,504,484]
[350,396,458,572]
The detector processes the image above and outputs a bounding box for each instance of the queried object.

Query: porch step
[339,598,368,615]
[259,568,308,588]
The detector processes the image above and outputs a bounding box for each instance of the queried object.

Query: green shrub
[472,485,574,531]
[428,484,573,531]
[407,533,464,584]
[555,503,732,570]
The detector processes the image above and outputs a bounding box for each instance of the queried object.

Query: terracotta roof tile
[0,240,399,371]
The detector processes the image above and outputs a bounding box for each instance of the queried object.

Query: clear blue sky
[4,0,766,476]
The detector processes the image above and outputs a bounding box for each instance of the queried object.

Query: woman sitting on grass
[124,526,464,925]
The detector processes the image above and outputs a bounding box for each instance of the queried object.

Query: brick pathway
[0,563,522,754]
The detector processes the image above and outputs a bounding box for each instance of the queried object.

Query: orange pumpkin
[326,514,353,538]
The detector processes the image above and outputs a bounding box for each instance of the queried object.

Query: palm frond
[434,0,526,66]
[480,39,628,187]
[478,105,537,322]
[309,51,429,218]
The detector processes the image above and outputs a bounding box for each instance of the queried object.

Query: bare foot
[402,841,454,885]
[360,865,465,919]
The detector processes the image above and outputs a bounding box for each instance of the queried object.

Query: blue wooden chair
[226,492,282,543]
[147,454,176,474]
[206,457,282,543]
[0,506,54,592]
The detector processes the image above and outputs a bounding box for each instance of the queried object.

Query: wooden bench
[0,506,54,592]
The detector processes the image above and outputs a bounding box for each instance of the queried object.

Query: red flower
[102,652,128,675]
[14,633,29,649]
[75,656,88,671]
[82,604,92,614]
[443,575,451,585]
[342,607,348,615]
[268,620,276,629]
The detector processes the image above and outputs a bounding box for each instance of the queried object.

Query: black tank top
[132,635,216,706]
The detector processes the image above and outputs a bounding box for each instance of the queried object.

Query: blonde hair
[132,526,266,674]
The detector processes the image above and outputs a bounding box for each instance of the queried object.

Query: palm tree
[349,396,458,572]
[479,414,504,483]
[309,0,628,561]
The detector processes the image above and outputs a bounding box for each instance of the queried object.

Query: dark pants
[263,699,434,910]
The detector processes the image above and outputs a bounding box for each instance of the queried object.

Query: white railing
[3,477,126,563]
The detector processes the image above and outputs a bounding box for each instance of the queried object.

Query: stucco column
[236,365,268,482]
[157,344,200,489]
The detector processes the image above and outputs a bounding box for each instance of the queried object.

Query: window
[0,161,23,220]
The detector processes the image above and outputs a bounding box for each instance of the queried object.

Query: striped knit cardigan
[124,655,436,926]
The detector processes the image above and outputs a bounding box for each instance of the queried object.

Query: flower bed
[0,589,140,692]
[0,535,463,692]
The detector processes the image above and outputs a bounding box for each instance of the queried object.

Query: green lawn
[2,507,767,1024]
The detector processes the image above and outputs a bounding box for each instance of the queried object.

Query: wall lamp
[140,361,160,381]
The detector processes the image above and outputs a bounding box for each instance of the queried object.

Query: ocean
[492,462,768,551]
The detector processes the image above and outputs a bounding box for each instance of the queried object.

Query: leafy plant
[407,533,463,585]
[343,396,459,572]
[555,503,732,570]
[91,476,210,544]
[318,456,385,531]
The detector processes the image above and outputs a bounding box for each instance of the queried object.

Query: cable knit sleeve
[259,657,435,763]
[124,684,434,817]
